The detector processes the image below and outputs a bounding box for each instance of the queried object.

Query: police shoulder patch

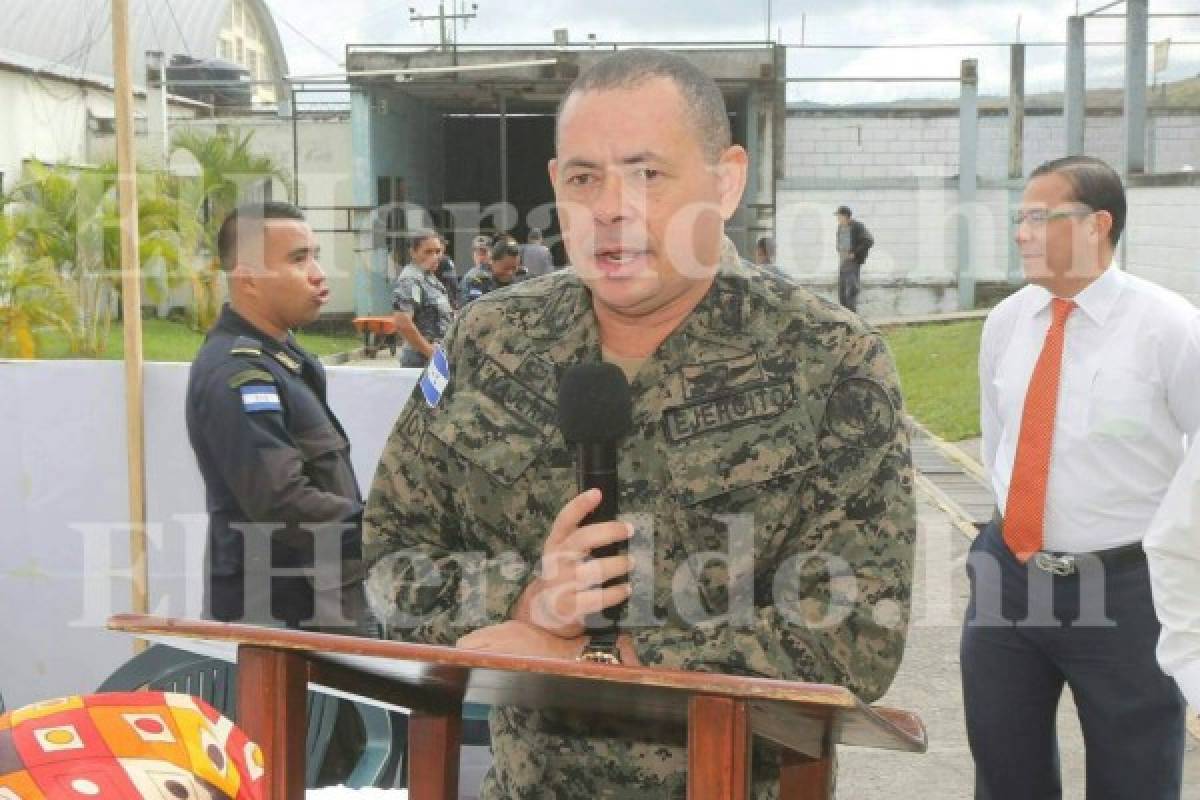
[822,377,896,449]
[227,369,276,389]
[239,384,282,413]
[229,335,263,358]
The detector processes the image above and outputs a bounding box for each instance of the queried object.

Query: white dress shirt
[980,265,1200,553]
[1146,441,1200,708]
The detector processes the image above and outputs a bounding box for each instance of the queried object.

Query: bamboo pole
[111,0,149,644]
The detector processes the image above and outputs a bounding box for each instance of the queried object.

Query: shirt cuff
[1170,659,1200,711]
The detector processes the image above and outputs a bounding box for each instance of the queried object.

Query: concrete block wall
[786,111,1200,182]
[1150,115,1200,173]
[775,185,1015,285]
[786,117,960,180]
[1125,184,1200,307]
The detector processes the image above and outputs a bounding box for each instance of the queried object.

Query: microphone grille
[557,363,634,443]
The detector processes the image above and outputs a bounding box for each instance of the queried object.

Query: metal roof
[0,0,288,91]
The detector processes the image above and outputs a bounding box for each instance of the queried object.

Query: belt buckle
[1033,552,1077,576]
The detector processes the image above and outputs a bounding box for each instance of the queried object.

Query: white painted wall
[0,360,420,708]
[0,68,199,193]
[0,69,94,190]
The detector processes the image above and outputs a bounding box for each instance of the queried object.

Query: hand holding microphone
[512,363,634,640]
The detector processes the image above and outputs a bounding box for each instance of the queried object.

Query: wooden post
[688,695,750,800]
[110,0,148,639]
[779,745,835,799]
[238,647,309,800]
[408,712,463,799]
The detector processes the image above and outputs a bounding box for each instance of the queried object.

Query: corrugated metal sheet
[0,0,288,88]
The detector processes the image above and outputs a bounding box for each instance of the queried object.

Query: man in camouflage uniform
[364,48,915,798]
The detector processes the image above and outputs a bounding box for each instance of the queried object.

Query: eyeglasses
[1011,207,1094,226]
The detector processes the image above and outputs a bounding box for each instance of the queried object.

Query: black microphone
[557,363,634,632]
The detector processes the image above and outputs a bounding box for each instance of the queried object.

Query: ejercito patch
[663,380,794,443]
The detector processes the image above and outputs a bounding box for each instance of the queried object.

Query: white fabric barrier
[0,359,419,708]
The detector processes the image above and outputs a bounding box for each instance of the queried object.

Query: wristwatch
[578,631,622,665]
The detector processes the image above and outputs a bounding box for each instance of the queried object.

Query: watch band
[578,629,622,665]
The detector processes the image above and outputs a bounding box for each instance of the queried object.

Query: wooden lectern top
[108,614,925,761]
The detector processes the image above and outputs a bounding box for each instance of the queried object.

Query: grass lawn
[34,319,361,362]
[882,319,983,442]
[25,316,982,440]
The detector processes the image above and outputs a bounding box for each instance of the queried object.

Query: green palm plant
[4,163,204,355]
[171,128,290,330]
[0,213,75,358]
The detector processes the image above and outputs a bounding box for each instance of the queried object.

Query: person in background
[435,252,460,309]
[753,234,789,280]
[471,234,493,271]
[391,229,454,368]
[185,201,372,784]
[964,155,1200,799]
[186,201,367,633]
[834,205,873,312]
[460,239,523,306]
[520,227,555,278]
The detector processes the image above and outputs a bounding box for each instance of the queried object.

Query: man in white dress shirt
[1146,411,1200,711]
[963,155,1200,799]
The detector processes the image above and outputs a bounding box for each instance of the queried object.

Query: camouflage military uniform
[364,243,916,798]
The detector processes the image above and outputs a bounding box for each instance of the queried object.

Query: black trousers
[838,263,861,312]
[961,520,1185,799]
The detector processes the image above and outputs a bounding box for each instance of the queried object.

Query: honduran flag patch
[420,345,450,408]
[240,385,282,413]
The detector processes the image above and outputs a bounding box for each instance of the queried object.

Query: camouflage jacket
[363,250,916,798]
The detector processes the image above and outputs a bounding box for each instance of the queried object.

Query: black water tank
[166,55,253,111]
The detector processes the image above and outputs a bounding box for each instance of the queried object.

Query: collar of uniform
[400,263,436,282]
[217,304,305,372]
[532,274,601,365]
[522,239,744,359]
[683,237,750,338]
[1027,262,1125,327]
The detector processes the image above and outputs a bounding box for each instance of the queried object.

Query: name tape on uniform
[420,346,451,407]
[240,385,282,413]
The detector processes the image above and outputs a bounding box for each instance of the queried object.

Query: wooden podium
[108,615,926,800]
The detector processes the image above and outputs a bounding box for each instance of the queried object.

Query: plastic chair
[98,643,403,788]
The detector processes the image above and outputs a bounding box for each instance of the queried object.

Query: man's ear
[228,263,255,294]
[715,145,749,221]
[1092,209,1114,246]
[547,158,559,190]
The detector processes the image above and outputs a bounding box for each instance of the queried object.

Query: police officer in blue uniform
[392,229,455,368]
[459,238,523,306]
[185,202,367,633]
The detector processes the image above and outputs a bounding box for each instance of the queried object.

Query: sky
[266,0,1200,105]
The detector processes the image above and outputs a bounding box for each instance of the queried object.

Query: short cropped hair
[492,240,520,262]
[1030,156,1127,248]
[556,48,731,163]
[217,201,305,272]
[408,228,442,252]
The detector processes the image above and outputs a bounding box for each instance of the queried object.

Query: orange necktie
[1004,297,1077,561]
